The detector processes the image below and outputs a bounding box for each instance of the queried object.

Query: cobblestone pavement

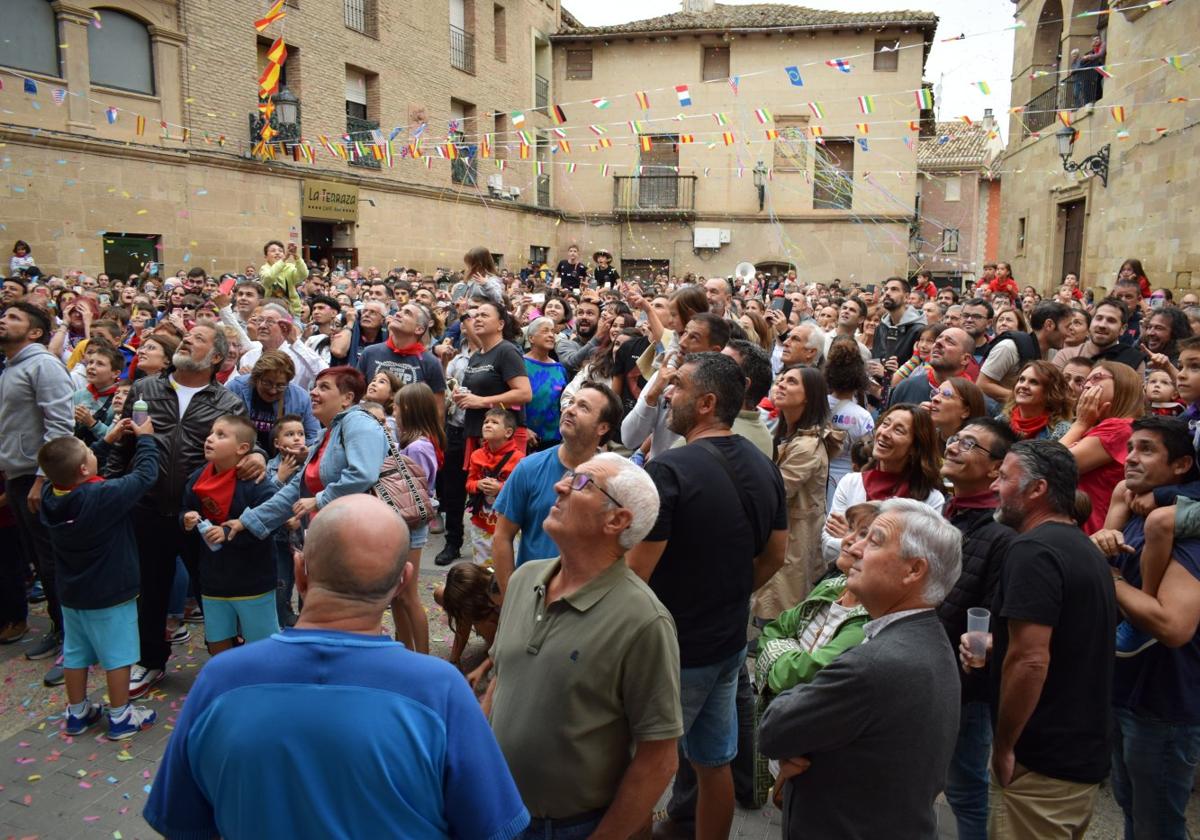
[0,531,1193,838]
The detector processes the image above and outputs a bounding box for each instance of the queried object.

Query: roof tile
[557,3,937,37]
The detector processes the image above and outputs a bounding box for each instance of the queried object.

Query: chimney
[681,0,715,12]
[982,108,994,131]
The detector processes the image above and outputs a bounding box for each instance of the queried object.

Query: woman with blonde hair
[1059,360,1145,533]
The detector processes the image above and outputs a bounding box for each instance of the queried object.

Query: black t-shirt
[247,392,282,456]
[989,522,1116,783]
[594,265,620,286]
[462,340,527,437]
[612,336,649,416]
[644,435,787,668]
[556,260,588,290]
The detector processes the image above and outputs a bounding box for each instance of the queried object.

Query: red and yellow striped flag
[254,0,286,31]
[639,136,652,152]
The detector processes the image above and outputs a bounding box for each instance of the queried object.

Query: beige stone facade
[1000,0,1199,295]
[2,0,936,281]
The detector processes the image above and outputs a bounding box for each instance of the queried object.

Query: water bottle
[195,519,224,553]
[131,399,149,426]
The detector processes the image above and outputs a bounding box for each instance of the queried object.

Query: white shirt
[170,376,205,418]
[238,339,327,391]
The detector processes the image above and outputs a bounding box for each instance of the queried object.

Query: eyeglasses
[257,379,289,393]
[946,434,1001,459]
[562,469,624,508]
[960,312,988,321]
[931,386,959,400]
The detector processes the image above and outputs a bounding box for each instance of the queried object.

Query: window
[88,11,154,94]
[773,116,809,172]
[494,112,507,159]
[0,0,59,77]
[942,228,960,253]
[566,48,592,80]
[813,140,854,210]
[873,38,900,72]
[944,176,962,202]
[257,38,291,90]
[103,233,161,280]
[450,98,477,186]
[530,245,549,265]
[344,0,377,35]
[493,4,506,61]
[1017,216,1027,254]
[701,46,730,82]
[450,0,475,74]
[345,68,368,120]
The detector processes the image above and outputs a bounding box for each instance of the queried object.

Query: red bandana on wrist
[192,463,238,523]
[386,337,426,357]
[87,383,118,401]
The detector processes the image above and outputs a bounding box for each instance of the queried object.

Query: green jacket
[258,257,308,316]
[755,575,869,695]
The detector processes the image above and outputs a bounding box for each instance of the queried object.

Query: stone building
[1,0,937,280]
[999,0,1198,295]
[913,114,1004,289]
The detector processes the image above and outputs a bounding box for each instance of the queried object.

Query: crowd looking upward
[2,242,1199,840]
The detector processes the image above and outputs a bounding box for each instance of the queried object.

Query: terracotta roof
[555,3,937,38]
[918,120,1000,170]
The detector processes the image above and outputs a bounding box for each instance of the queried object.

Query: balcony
[1061,68,1104,112]
[613,175,697,216]
[535,74,549,109]
[450,25,475,74]
[1022,86,1060,137]
[536,173,551,207]
[452,153,477,186]
[346,116,381,169]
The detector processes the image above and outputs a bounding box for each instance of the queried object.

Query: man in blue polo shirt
[492,382,622,594]
[144,494,528,840]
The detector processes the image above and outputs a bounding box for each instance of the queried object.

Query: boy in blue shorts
[38,417,159,740]
[181,415,278,655]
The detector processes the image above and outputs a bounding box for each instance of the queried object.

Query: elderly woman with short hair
[225,350,321,455]
[523,316,567,451]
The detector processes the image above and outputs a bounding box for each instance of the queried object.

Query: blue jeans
[944,701,992,840]
[1111,706,1200,840]
[679,647,747,767]
[518,812,603,839]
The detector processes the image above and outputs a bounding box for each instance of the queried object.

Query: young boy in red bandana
[37,417,159,740]
[181,415,277,655]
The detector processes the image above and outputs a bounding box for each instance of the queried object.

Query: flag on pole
[915,88,934,109]
[825,58,852,73]
[634,91,650,109]
[591,98,610,109]
[674,85,692,107]
[254,0,286,31]
[807,102,825,119]
[785,66,804,86]
[857,95,875,115]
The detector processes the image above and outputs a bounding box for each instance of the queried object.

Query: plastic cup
[967,607,990,663]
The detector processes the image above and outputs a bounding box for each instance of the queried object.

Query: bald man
[146,496,529,840]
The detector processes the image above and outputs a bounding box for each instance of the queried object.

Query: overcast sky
[563,0,1016,134]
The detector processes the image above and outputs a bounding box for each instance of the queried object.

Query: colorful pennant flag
[856,123,869,135]
[809,126,824,138]
[714,112,729,125]
[765,129,779,140]
[1096,65,1114,79]
[23,78,37,95]
[635,91,650,110]
[825,58,852,73]
[518,129,534,146]
[511,110,525,127]
[721,131,736,146]
[254,0,286,31]
[51,88,66,106]
[550,127,567,138]
[976,81,991,95]
[444,143,457,160]
[639,136,653,152]
[857,95,875,115]
[550,104,567,124]
[785,66,804,86]
[753,108,773,124]
[265,37,286,64]
[567,162,576,173]
[602,164,610,178]
[627,120,645,134]
[591,98,610,109]
[1110,106,1126,123]
[588,124,606,135]
[1163,55,1184,70]
[1057,110,1072,127]
[519,143,530,160]
[674,85,692,107]
[1116,129,1130,140]
[105,107,118,124]
[915,88,934,109]
[960,115,973,126]
[558,140,571,153]
[858,138,869,152]
[908,120,920,131]
[480,135,491,158]
[535,161,545,176]
[807,102,825,119]
[729,76,740,95]
[135,115,145,136]
[598,137,612,148]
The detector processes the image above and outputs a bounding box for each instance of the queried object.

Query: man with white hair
[238,302,326,390]
[488,453,683,839]
[356,302,446,418]
[759,498,963,839]
[780,322,825,368]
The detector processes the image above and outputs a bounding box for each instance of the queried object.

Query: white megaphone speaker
[735,262,756,283]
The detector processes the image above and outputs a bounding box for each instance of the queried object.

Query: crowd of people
[1,240,1198,839]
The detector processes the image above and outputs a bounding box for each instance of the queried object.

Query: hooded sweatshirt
[871,305,926,364]
[40,437,158,609]
[0,343,75,479]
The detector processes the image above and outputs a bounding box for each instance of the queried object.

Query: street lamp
[274,86,300,128]
[1055,124,1109,187]
[753,160,767,211]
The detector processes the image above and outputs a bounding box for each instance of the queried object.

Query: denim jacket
[239,405,387,539]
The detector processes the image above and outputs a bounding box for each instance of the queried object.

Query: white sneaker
[107,705,157,740]
[128,664,164,699]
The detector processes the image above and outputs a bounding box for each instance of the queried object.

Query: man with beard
[1052,297,1146,375]
[334,299,387,368]
[871,277,926,378]
[0,302,74,684]
[975,440,1115,838]
[238,304,327,391]
[304,294,343,365]
[704,277,733,319]
[105,323,266,699]
[555,297,602,377]
[628,352,786,840]
[976,302,1071,403]
[1140,306,1191,368]
[824,297,872,361]
[888,327,973,407]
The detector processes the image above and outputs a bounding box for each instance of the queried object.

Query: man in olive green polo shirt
[487,453,683,839]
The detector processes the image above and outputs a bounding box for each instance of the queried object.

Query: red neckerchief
[943,489,998,520]
[1009,405,1050,440]
[386,336,427,356]
[926,367,940,389]
[862,468,910,502]
[51,475,105,494]
[192,463,238,523]
[87,383,118,400]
